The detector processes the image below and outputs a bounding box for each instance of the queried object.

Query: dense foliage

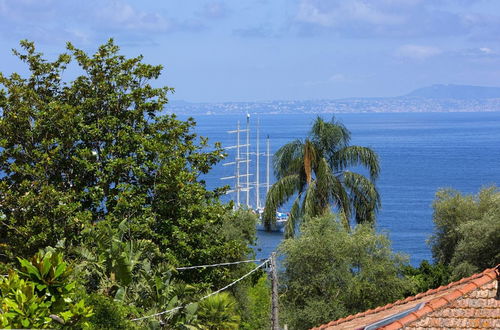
[263,117,380,236]
[279,214,409,329]
[0,40,263,328]
[0,250,93,328]
[239,275,270,330]
[429,186,500,279]
[0,39,260,282]
[0,39,233,269]
[197,292,240,329]
[402,260,452,296]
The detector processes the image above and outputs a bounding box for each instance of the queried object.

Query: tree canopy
[429,186,500,279]
[263,116,380,236]
[0,39,256,281]
[0,39,265,328]
[279,214,409,329]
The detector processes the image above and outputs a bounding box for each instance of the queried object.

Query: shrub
[86,294,139,329]
[0,250,93,328]
[430,186,500,279]
[280,214,410,329]
[197,292,240,330]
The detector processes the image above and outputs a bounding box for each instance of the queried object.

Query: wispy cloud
[296,0,405,28]
[198,1,230,20]
[233,25,275,38]
[479,47,493,54]
[395,45,442,60]
[0,0,211,45]
[304,73,348,86]
[291,0,498,39]
[90,1,171,33]
[449,47,500,62]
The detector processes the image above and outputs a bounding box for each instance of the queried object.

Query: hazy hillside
[167,85,500,115]
[405,84,500,99]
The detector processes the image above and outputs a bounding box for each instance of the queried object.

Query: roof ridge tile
[378,265,499,329]
[311,264,499,330]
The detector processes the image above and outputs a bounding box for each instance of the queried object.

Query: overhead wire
[131,258,270,322]
[176,258,267,270]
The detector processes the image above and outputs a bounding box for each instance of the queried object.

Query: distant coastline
[166,98,500,115]
[167,84,500,115]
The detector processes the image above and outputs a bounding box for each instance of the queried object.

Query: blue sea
[179,112,500,266]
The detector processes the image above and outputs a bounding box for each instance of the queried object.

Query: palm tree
[197,292,240,330]
[263,116,380,236]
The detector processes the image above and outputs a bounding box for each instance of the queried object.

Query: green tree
[279,214,409,329]
[0,39,265,329]
[239,275,270,330]
[429,186,500,279]
[263,117,380,236]
[0,40,254,284]
[402,260,451,296]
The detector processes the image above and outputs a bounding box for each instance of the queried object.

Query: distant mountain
[405,84,500,99]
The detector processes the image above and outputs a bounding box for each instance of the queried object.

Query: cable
[131,258,269,322]
[176,258,267,270]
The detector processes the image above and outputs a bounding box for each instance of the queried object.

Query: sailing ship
[221,114,288,232]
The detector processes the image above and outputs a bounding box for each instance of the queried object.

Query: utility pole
[270,252,280,330]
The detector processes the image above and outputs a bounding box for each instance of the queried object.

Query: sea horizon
[182,111,500,266]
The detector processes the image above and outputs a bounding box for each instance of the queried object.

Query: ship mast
[221,120,250,208]
[266,135,270,195]
[237,121,241,206]
[246,113,250,208]
[256,118,260,209]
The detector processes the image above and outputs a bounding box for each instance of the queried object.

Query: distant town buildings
[167,98,500,115]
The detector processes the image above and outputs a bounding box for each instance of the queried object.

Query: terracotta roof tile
[381,320,403,330]
[380,265,499,329]
[312,264,499,330]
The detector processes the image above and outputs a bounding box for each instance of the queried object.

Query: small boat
[255,209,288,232]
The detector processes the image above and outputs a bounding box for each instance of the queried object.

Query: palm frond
[316,157,351,220]
[333,146,380,179]
[310,116,351,154]
[273,139,304,179]
[264,116,380,234]
[343,171,380,225]
[302,179,319,219]
[285,195,301,238]
[338,208,350,231]
[263,174,302,230]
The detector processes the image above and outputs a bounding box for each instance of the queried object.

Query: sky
[1,0,500,102]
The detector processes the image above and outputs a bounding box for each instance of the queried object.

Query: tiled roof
[313,264,499,329]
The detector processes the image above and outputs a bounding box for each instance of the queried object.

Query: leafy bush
[0,39,275,329]
[430,186,500,279]
[402,260,451,296]
[240,275,270,330]
[0,250,93,328]
[0,40,247,289]
[86,294,138,329]
[197,292,240,330]
[279,214,410,329]
[0,271,52,328]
